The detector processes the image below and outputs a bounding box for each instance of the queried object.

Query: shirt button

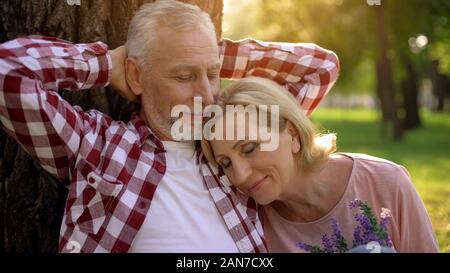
[88,177,96,184]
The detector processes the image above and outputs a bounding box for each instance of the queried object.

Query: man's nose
[194,75,214,105]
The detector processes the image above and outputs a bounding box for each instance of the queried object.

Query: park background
[0,0,448,253]
[223,0,449,252]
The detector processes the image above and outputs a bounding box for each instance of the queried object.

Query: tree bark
[430,60,449,112]
[374,4,403,140]
[400,56,421,130]
[0,0,222,253]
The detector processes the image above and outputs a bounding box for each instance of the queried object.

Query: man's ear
[286,121,301,153]
[125,58,144,96]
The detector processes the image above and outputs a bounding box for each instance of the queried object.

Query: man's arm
[0,35,112,183]
[219,38,340,116]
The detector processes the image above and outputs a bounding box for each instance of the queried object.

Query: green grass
[312,108,450,252]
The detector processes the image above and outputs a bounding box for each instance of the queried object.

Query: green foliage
[223,0,450,91]
[432,39,450,74]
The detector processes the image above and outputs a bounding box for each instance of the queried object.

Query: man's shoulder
[79,109,147,143]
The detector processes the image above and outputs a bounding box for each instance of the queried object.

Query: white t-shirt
[129,141,239,253]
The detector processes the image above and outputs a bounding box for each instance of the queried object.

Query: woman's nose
[232,159,252,186]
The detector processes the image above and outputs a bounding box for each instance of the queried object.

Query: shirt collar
[129,112,165,152]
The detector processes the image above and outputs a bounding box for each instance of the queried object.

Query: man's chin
[141,118,174,141]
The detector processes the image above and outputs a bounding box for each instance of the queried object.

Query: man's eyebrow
[168,63,220,74]
[169,64,197,73]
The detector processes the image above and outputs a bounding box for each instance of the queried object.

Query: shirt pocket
[67,168,124,235]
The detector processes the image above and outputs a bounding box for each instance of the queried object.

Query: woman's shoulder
[341,153,406,172]
[341,153,400,166]
[340,153,412,189]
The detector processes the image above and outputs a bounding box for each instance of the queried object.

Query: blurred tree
[386,0,428,130]
[431,60,450,111]
[374,2,403,139]
[0,0,222,253]
[387,0,450,127]
[400,56,421,129]
[254,0,404,139]
[428,1,450,111]
[227,0,449,137]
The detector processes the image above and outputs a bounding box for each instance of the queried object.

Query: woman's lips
[247,176,267,194]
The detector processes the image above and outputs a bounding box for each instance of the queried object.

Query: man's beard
[142,104,176,140]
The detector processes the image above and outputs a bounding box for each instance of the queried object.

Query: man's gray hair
[126,0,217,67]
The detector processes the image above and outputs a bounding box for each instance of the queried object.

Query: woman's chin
[253,196,273,206]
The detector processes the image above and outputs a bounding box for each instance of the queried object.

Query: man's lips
[247,175,268,194]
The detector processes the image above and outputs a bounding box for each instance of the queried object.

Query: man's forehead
[154,26,217,48]
[146,28,220,73]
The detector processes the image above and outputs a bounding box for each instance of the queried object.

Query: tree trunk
[431,60,449,112]
[374,4,403,140]
[0,0,222,253]
[400,56,421,130]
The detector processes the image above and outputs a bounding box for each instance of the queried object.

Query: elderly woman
[201,77,439,253]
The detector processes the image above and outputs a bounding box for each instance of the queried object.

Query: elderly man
[0,0,339,252]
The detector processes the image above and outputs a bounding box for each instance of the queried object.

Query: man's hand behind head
[109,46,137,101]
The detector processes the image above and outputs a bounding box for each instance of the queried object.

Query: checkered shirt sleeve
[219,38,340,116]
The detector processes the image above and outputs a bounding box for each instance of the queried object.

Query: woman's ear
[286,121,301,153]
[125,57,144,96]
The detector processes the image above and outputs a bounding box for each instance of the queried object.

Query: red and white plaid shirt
[0,36,339,253]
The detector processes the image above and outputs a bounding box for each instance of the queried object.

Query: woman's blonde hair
[201,77,336,172]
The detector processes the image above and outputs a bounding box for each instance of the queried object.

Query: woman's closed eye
[242,142,258,154]
[216,142,259,169]
[218,157,231,169]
